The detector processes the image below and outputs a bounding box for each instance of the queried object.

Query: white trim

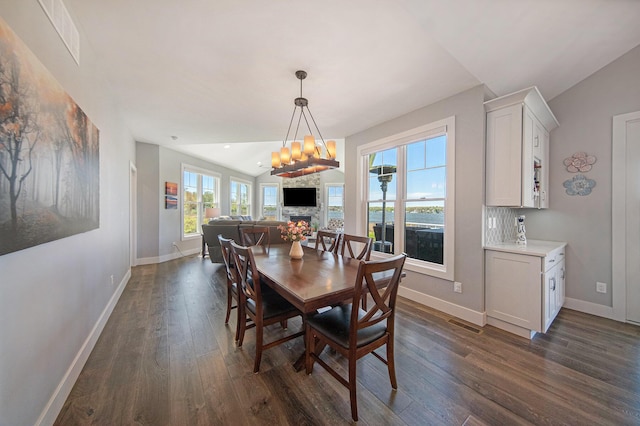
[136,247,201,266]
[324,182,345,227]
[612,111,640,322]
[563,297,616,320]
[356,116,455,281]
[259,182,280,220]
[230,177,253,218]
[36,269,131,426]
[181,163,221,240]
[398,286,485,327]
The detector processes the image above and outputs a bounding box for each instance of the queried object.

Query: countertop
[484,239,567,257]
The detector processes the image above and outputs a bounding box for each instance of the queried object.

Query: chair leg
[387,339,398,389]
[234,301,241,342]
[348,356,358,422]
[280,319,288,329]
[225,287,233,324]
[253,320,264,373]
[237,307,247,346]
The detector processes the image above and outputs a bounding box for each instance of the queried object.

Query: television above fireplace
[283,187,317,207]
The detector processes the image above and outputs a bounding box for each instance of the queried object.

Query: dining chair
[340,234,373,260]
[240,226,270,250]
[314,230,341,253]
[230,241,304,373]
[218,234,242,341]
[304,253,407,421]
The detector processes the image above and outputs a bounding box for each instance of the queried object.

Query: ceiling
[65,0,640,177]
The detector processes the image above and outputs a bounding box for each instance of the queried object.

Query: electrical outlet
[110,275,114,286]
[596,282,607,294]
[454,281,462,293]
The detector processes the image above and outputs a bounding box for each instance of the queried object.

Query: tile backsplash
[485,207,517,245]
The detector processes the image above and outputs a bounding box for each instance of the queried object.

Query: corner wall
[0,2,135,425]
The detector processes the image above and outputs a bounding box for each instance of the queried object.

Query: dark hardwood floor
[55,255,640,425]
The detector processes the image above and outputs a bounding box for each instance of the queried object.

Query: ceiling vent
[38,0,80,65]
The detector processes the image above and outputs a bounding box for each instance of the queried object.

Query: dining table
[250,243,398,370]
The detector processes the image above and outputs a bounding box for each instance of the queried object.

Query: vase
[289,241,304,259]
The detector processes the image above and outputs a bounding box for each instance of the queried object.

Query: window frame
[356,117,455,280]
[325,183,345,226]
[230,177,252,218]
[181,163,220,240]
[260,183,280,220]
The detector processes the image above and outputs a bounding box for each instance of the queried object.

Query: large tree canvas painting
[0,17,99,256]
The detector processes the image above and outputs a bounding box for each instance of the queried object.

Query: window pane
[367,201,395,254]
[183,169,219,237]
[327,184,344,221]
[368,148,397,201]
[406,167,446,199]
[184,201,197,235]
[404,200,444,264]
[407,140,425,171]
[426,135,446,168]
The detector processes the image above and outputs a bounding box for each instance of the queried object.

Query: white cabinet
[485,87,558,208]
[485,241,566,338]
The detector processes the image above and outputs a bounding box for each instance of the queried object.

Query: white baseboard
[398,286,486,327]
[563,297,615,320]
[36,269,131,426]
[136,247,200,265]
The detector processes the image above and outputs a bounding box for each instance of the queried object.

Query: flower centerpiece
[278,220,309,259]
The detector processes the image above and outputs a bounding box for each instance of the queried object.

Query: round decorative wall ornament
[563,152,597,172]
[563,174,596,196]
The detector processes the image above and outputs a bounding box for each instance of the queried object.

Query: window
[182,165,220,239]
[230,179,252,217]
[260,183,280,220]
[357,117,455,280]
[325,183,344,225]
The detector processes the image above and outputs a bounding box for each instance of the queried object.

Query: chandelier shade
[271,70,340,177]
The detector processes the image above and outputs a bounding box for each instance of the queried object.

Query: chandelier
[271,70,340,177]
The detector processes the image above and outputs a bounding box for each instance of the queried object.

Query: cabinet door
[522,107,536,207]
[556,259,565,313]
[486,104,523,206]
[486,250,542,331]
[543,262,558,332]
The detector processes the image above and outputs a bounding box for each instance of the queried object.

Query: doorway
[612,111,640,324]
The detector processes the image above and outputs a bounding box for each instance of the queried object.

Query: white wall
[524,44,640,311]
[344,85,486,321]
[0,2,135,425]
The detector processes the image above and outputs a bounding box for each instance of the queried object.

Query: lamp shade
[291,141,302,160]
[205,207,221,219]
[280,147,290,164]
[271,151,281,168]
[326,140,336,159]
[303,135,315,155]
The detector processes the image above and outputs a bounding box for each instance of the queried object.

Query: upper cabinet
[485,87,559,208]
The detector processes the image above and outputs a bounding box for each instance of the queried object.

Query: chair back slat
[218,234,237,285]
[351,254,406,334]
[340,234,373,260]
[230,241,262,308]
[315,230,341,253]
[240,226,270,250]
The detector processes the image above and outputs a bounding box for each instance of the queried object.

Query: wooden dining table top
[251,243,368,313]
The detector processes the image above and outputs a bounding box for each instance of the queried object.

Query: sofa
[202,219,288,263]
